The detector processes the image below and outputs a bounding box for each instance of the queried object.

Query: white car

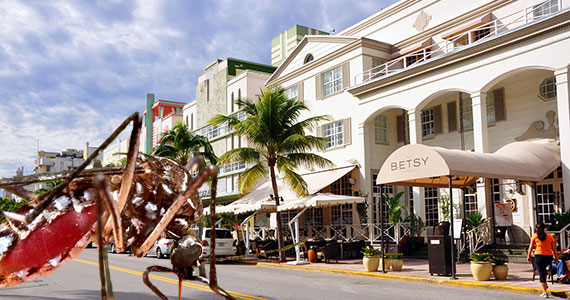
[193,228,236,258]
[146,238,174,258]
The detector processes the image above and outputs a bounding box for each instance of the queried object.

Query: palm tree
[209,87,332,261]
[152,121,217,166]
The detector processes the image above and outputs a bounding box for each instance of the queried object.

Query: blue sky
[0,0,398,178]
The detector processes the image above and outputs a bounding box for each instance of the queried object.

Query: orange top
[532,233,555,256]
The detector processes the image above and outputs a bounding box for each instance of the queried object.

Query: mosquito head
[170,234,202,278]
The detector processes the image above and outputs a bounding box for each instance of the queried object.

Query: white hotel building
[261,0,570,243]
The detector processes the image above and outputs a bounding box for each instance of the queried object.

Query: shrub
[362,246,380,257]
[469,252,492,262]
[466,212,484,231]
[491,256,508,265]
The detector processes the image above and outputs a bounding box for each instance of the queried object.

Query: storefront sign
[494,203,513,226]
[390,156,429,171]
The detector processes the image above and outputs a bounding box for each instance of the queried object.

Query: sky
[0,0,398,178]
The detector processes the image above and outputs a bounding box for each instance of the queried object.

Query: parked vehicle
[192,228,237,258]
[107,242,131,254]
[146,238,174,258]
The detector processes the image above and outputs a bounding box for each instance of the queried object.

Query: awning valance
[376,141,560,188]
[277,193,365,212]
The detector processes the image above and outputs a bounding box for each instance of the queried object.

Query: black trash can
[427,236,452,276]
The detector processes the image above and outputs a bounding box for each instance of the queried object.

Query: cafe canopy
[374,140,560,278]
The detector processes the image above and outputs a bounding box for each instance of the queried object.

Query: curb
[257,262,570,298]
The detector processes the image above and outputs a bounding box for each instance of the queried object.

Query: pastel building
[259,0,570,245]
[141,94,186,154]
[184,58,276,202]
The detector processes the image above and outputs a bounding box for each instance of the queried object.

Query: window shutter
[396,114,405,143]
[342,62,350,89]
[494,88,506,121]
[434,105,443,134]
[344,118,352,145]
[447,101,457,132]
[298,81,304,102]
[315,74,322,100]
[317,124,323,137]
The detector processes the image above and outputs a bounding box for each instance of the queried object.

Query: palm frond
[217,147,262,166]
[237,162,268,195]
[282,153,333,170]
[281,168,309,197]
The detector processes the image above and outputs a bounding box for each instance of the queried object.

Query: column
[471,92,489,217]
[357,124,373,224]
[555,68,570,210]
[408,110,424,220]
[471,92,489,153]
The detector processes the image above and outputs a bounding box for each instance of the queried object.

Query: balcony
[195,110,247,140]
[354,0,563,86]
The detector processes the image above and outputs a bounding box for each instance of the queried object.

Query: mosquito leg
[135,165,216,257]
[95,177,116,300]
[103,114,142,238]
[1,186,37,203]
[24,112,141,224]
[94,175,126,253]
[209,170,218,287]
[143,265,176,300]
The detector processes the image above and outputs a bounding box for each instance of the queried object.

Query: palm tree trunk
[269,165,286,262]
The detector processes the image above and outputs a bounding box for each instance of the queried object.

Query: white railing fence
[354,0,562,85]
[549,222,570,249]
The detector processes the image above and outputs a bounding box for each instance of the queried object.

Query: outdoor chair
[531,256,555,284]
[318,241,340,264]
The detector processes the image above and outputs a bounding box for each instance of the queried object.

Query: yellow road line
[72,258,268,300]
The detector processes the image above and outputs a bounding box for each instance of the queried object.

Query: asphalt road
[0,248,543,300]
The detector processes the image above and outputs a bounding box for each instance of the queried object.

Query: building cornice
[266,37,392,87]
[339,0,423,36]
[348,10,570,97]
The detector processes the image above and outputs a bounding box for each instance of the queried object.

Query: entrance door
[536,167,564,224]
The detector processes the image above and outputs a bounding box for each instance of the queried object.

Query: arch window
[304,54,314,64]
[374,115,387,143]
[539,77,557,101]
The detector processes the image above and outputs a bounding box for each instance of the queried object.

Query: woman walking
[527,222,559,298]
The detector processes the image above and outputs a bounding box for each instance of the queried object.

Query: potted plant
[438,195,451,236]
[492,256,509,280]
[362,246,380,272]
[469,252,493,281]
[465,212,484,231]
[380,253,392,271]
[390,253,404,271]
[384,191,405,241]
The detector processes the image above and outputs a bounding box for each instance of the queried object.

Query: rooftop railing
[354,0,562,85]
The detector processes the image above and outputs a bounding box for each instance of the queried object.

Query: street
[0,248,542,300]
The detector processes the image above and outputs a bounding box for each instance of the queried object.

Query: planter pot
[437,221,450,236]
[380,258,391,270]
[308,249,317,263]
[470,261,492,281]
[391,258,403,271]
[493,265,509,280]
[363,256,379,272]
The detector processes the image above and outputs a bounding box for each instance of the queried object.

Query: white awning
[277,193,365,212]
[213,165,357,214]
[376,141,560,187]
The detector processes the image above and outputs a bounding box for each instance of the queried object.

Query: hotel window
[421,108,435,137]
[461,97,473,130]
[304,54,314,64]
[231,92,235,113]
[408,186,414,214]
[284,85,298,100]
[374,115,388,143]
[332,204,353,228]
[487,94,496,124]
[539,77,557,101]
[330,174,353,196]
[372,174,392,224]
[280,210,299,228]
[424,187,439,226]
[535,0,559,17]
[322,66,343,97]
[323,120,344,149]
[465,184,478,214]
[305,207,323,228]
[473,26,491,42]
[405,48,431,67]
[490,178,502,204]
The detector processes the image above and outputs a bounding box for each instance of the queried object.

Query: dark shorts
[535,254,554,283]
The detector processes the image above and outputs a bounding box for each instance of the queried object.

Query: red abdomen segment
[0,204,97,276]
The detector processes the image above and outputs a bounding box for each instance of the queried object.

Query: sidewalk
[252,258,570,298]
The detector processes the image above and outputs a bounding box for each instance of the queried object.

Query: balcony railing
[354,0,562,85]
